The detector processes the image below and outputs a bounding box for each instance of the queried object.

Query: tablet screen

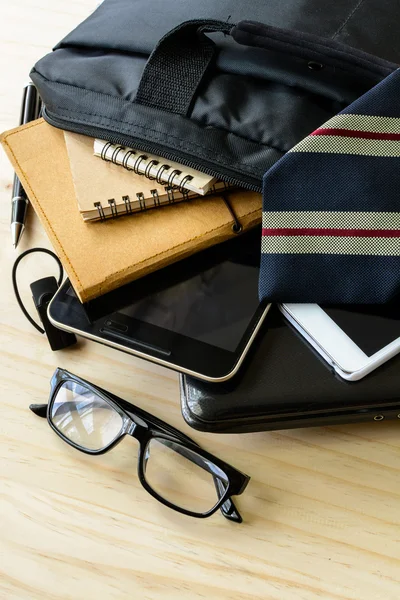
[58,230,268,380]
[118,258,260,352]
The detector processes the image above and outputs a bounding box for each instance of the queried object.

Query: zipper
[43,107,262,193]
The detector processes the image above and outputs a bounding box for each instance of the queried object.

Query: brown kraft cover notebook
[64,131,228,222]
[1,119,262,303]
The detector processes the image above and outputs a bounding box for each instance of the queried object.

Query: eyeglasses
[30,368,250,522]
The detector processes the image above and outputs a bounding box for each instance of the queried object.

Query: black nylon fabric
[51,0,400,63]
[30,0,400,190]
[136,20,233,115]
[232,21,395,81]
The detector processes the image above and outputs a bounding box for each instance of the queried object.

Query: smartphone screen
[322,304,400,356]
[117,260,260,352]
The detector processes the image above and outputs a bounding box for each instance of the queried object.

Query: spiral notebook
[65,133,227,222]
[1,119,262,302]
[94,139,217,195]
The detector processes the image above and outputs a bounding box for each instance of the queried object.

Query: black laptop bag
[31,0,400,193]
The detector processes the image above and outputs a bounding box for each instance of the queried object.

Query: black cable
[12,248,64,334]
[220,192,243,234]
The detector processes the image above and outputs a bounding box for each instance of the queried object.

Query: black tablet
[48,230,271,381]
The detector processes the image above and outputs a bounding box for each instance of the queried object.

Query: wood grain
[0,2,399,599]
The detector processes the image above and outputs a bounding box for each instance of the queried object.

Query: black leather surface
[180,307,400,432]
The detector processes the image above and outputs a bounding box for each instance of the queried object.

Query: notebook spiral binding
[96,144,242,231]
[100,142,193,189]
[93,185,191,221]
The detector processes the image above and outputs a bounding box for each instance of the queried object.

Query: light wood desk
[0,2,399,599]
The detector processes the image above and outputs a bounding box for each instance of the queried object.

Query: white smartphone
[279,303,400,381]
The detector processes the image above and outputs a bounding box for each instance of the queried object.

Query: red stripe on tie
[311,127,400,141]
[262,228,400,238]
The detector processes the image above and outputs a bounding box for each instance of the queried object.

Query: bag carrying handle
[135,20,232,115]
[135,19,397,116]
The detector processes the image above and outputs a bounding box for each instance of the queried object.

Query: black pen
[11,82,41,248]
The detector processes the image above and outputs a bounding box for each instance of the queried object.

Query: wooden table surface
[0,2,399,599]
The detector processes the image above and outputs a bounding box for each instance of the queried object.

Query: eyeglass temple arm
[30,404,47,417]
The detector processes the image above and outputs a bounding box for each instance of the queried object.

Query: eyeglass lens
[143,437,229,514]
[51,380,124,451]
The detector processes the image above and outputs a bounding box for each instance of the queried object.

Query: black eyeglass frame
[30,368,250,522]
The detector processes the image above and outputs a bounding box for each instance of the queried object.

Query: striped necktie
[260,69,400,304]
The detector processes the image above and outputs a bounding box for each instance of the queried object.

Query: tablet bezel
[48,231,271,381]
[48,281,270,381]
